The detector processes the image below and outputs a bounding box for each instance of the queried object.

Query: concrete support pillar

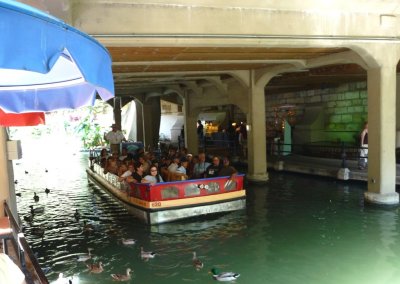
[142,97,161,149]
[364,62,399,205]
[247,70,268,182]
[183,94,200,154]
[113,97,122,128]
[185,114,199,154]
[0,128,18,218]
[396,74,400,148]
[136,101,144,143]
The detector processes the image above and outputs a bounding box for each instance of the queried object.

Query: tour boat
[86,163,246,225]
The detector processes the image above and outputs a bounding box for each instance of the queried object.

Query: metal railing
[164,136,371,168]
[269,140,368,166]
[4,201,49,284]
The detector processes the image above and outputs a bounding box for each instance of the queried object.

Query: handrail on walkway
[4,201,49,284]
[270,140,368,161]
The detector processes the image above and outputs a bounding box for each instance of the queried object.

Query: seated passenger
[172,157,189,180]
[99,148,109,168]
[205,156,222,178]
[129,161,145,183]
[143,165,164,184]
[167,156,180,173]
[186,154,196,178]
[119,164,134,182]
[176,157,189,175]
[218,156,237,178]
[105,156,118,175]
[159,156,172,181]
[117,164,128,177]
[138,154,151,175]
[192,152,210,179]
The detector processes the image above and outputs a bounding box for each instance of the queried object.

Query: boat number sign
[151,201,162,207]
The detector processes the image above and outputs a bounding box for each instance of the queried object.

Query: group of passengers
[97,146,237,185]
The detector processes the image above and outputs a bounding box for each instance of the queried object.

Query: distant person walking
[359,122,368,170]
[104,124,126,155]
[197,120,204,144]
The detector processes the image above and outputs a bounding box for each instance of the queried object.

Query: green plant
[75,105,107,149]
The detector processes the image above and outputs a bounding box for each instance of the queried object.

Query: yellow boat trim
[129,190,246,209]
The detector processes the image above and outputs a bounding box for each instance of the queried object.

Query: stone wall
[265,81,368,144]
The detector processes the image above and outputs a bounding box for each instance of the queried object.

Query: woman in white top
[143,165,164,184]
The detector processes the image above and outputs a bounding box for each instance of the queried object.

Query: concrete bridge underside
[2,0,400,217]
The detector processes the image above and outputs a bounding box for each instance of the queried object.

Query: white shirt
[120,170,132,178]
[193,162,210,177]
[168,163,178,173]
[143,175,164,183]
[105,130,125,144]
[176,166,187,175]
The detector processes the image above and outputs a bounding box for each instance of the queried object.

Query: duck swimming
[74,209,80,221]
[23,215,34,223]
[82,220,95,233]
[141,247,156,260]
[192,251,204,271]
[210,267,240,282]
[33,192,39,202]
[77,248,93,262]
[45,188,50,194]
[111,268,132,281]
[86,261,103,273]
[29,205,44,214]
[31,226,45,237]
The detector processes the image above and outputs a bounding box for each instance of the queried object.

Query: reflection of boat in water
[149,209,247,235]
[87,164,246,225]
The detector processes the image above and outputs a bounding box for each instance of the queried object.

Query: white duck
[210,267,240,282]
[50,273,68,284]
[192,251,204,271]
[141,247,156,260]
[77,248,93,262]
[111,268,132,281]
[86,261,103,274]
[121,238,136,245]
[51,273,79,284]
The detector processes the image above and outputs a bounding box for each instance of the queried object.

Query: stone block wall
[265,81,368,144]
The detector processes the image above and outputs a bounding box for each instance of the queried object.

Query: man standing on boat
[104,124,126,155]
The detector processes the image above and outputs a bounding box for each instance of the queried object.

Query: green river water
[13,139,400,284]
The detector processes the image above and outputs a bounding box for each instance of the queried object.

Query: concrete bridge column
[364,56,399,205]
[247,70,268,182]
[113,97,122,129]
[142,97,161,149]
[185,114,199,154]
[135,101,144,143]
[183,93,200,154]
[396,74,400,148]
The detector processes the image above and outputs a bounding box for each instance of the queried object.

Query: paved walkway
[267,154,400,185]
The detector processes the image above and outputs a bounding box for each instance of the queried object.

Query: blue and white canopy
[0,0,114,114]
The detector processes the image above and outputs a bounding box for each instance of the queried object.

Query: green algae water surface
[14,139,400,284]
